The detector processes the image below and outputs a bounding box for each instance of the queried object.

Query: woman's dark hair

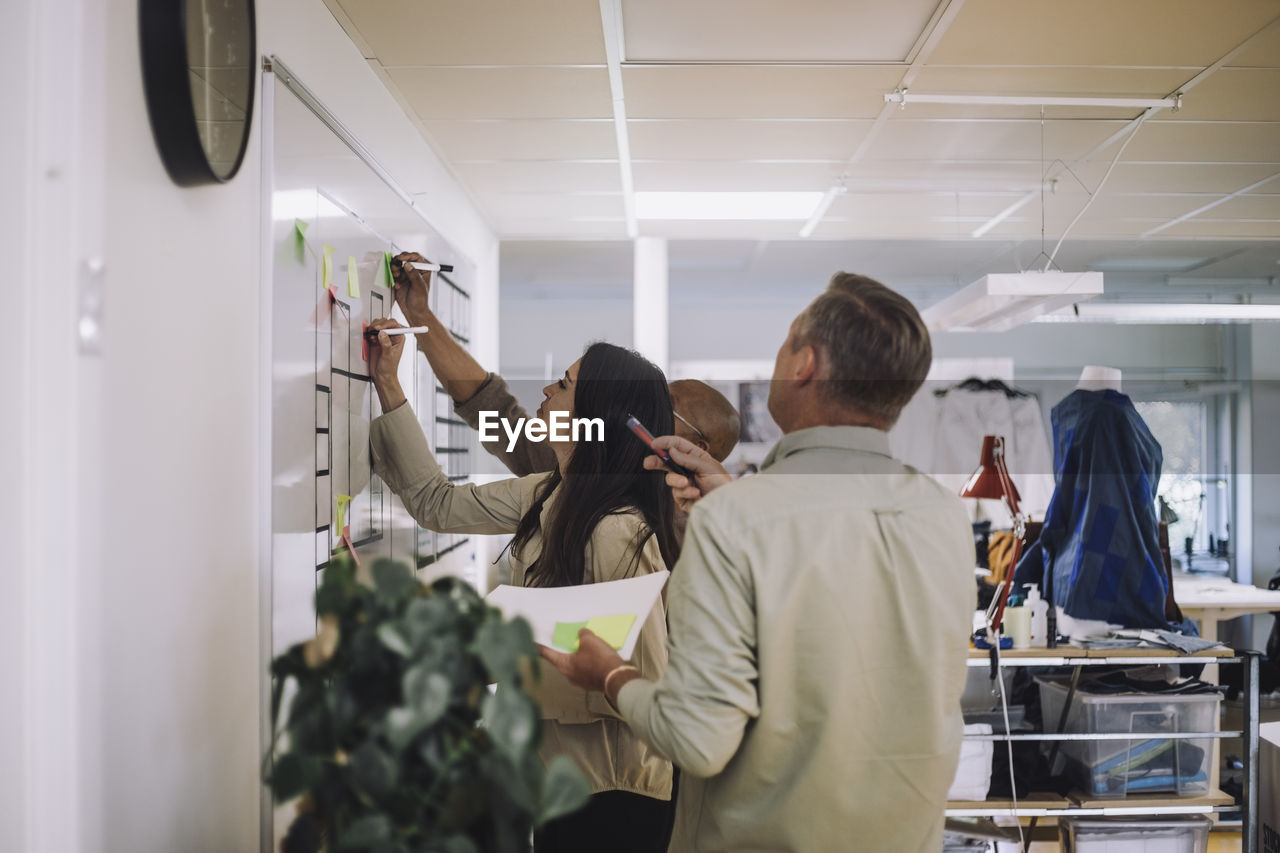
[512,342,680,587]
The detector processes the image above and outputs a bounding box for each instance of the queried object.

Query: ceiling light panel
[928,0,1280,67]
[619,0,941,63]
[388,67,613,120]
[621,66,904,119]
[335,0,606,65]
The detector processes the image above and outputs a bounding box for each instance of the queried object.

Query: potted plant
[267,557,590,852]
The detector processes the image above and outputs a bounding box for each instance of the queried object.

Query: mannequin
[1077,365,1122,392]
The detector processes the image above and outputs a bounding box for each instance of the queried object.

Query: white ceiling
[324,0,1280,303]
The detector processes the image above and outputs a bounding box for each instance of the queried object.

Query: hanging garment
[1013,389,1176,630]
[891,380,1055,521]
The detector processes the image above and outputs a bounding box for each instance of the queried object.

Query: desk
[1173,573,1280,644]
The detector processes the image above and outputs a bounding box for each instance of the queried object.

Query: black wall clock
[140,0,256,186]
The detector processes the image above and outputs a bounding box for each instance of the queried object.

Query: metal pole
[1243,650,1259,853]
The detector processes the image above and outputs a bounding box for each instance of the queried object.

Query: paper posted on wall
[485,570,670,660]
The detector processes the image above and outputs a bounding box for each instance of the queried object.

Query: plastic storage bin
[1059,815,1211,852]
[1037,678,1219,798]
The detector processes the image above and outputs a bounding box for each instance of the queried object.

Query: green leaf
[377,623,413,657]
[269,752,322,802]
[372,560,417,602]
[536,755,592,826]
[385,666,451,751]
[481,685,537,762]
[473,617,535,684]
[347,741,399,799]
[335,814,393,850]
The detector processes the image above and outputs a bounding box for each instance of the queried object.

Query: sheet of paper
[486,571,669,660]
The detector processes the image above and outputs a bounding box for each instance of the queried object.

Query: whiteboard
[264,59,480,666]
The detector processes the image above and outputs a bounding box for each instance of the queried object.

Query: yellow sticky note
[293,220,309,264]
[584,613,637,651]
[346,255,360,298]
[335,494,353,533]
[321,244,335,291]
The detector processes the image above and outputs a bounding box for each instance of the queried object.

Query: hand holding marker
[626,414,694,479]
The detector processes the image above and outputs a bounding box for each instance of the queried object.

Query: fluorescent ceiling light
[884,91,1178,110]
[272,190,347,221]
[634,191,824,221]
[922,271,1104,332]
[1036,302,1280,324]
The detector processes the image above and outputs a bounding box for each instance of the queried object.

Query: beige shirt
[453,372,557,477]
[618,425,974,852]
[370,402,672,799]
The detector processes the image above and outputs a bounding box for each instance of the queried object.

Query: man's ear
[793,344,819,385]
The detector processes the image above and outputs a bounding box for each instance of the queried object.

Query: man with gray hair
[542,273,975,852]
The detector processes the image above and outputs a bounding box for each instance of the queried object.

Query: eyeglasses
[672,409,708,444]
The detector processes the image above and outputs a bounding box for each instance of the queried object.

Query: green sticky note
[552,621,589,652]
[321,244,335,291]
[336,494,353,533]
[381,252,395,289]
[584,614,637,651]
[293,219,309,264]
[347,255,360,297]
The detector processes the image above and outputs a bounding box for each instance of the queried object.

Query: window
[1134,401,1210,555]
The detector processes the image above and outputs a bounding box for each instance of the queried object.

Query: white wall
[5,0,497,850]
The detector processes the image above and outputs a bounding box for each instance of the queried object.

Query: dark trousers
[533,790,673,853]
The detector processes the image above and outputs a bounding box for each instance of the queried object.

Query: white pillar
[633,237,669,373]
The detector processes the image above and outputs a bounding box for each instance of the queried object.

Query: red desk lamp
[960,436,1046,647]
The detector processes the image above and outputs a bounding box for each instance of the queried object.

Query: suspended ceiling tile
[812,217,974,239]
[387,67,612,119]
[451,161,622,194]
[867,118,1129,163]
[1120,122,1280,162]
[1157,69,1280,121]
[1158,220,1280,238]
[494,217,629,239]
[637,220,819,240]
[1077,193,1220,220]
[420,119,618,160]
[622,66,905,119]
[631,161,847,191]
[476,192,625,220]
[333,0,606,65]
[853,159,1046,187]
[930,0,1280,67]
[827,192,972,220]
[909,66,1193,98]
[1227,20,1280,68]
[628,119,868,161]
[620,0,943,63]
[1205,194,1280,220]
[1099,163,1280,194]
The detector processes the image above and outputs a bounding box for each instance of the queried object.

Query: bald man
[388,252,739,477]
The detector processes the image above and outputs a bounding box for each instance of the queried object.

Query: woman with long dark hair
[366,319,678,853]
